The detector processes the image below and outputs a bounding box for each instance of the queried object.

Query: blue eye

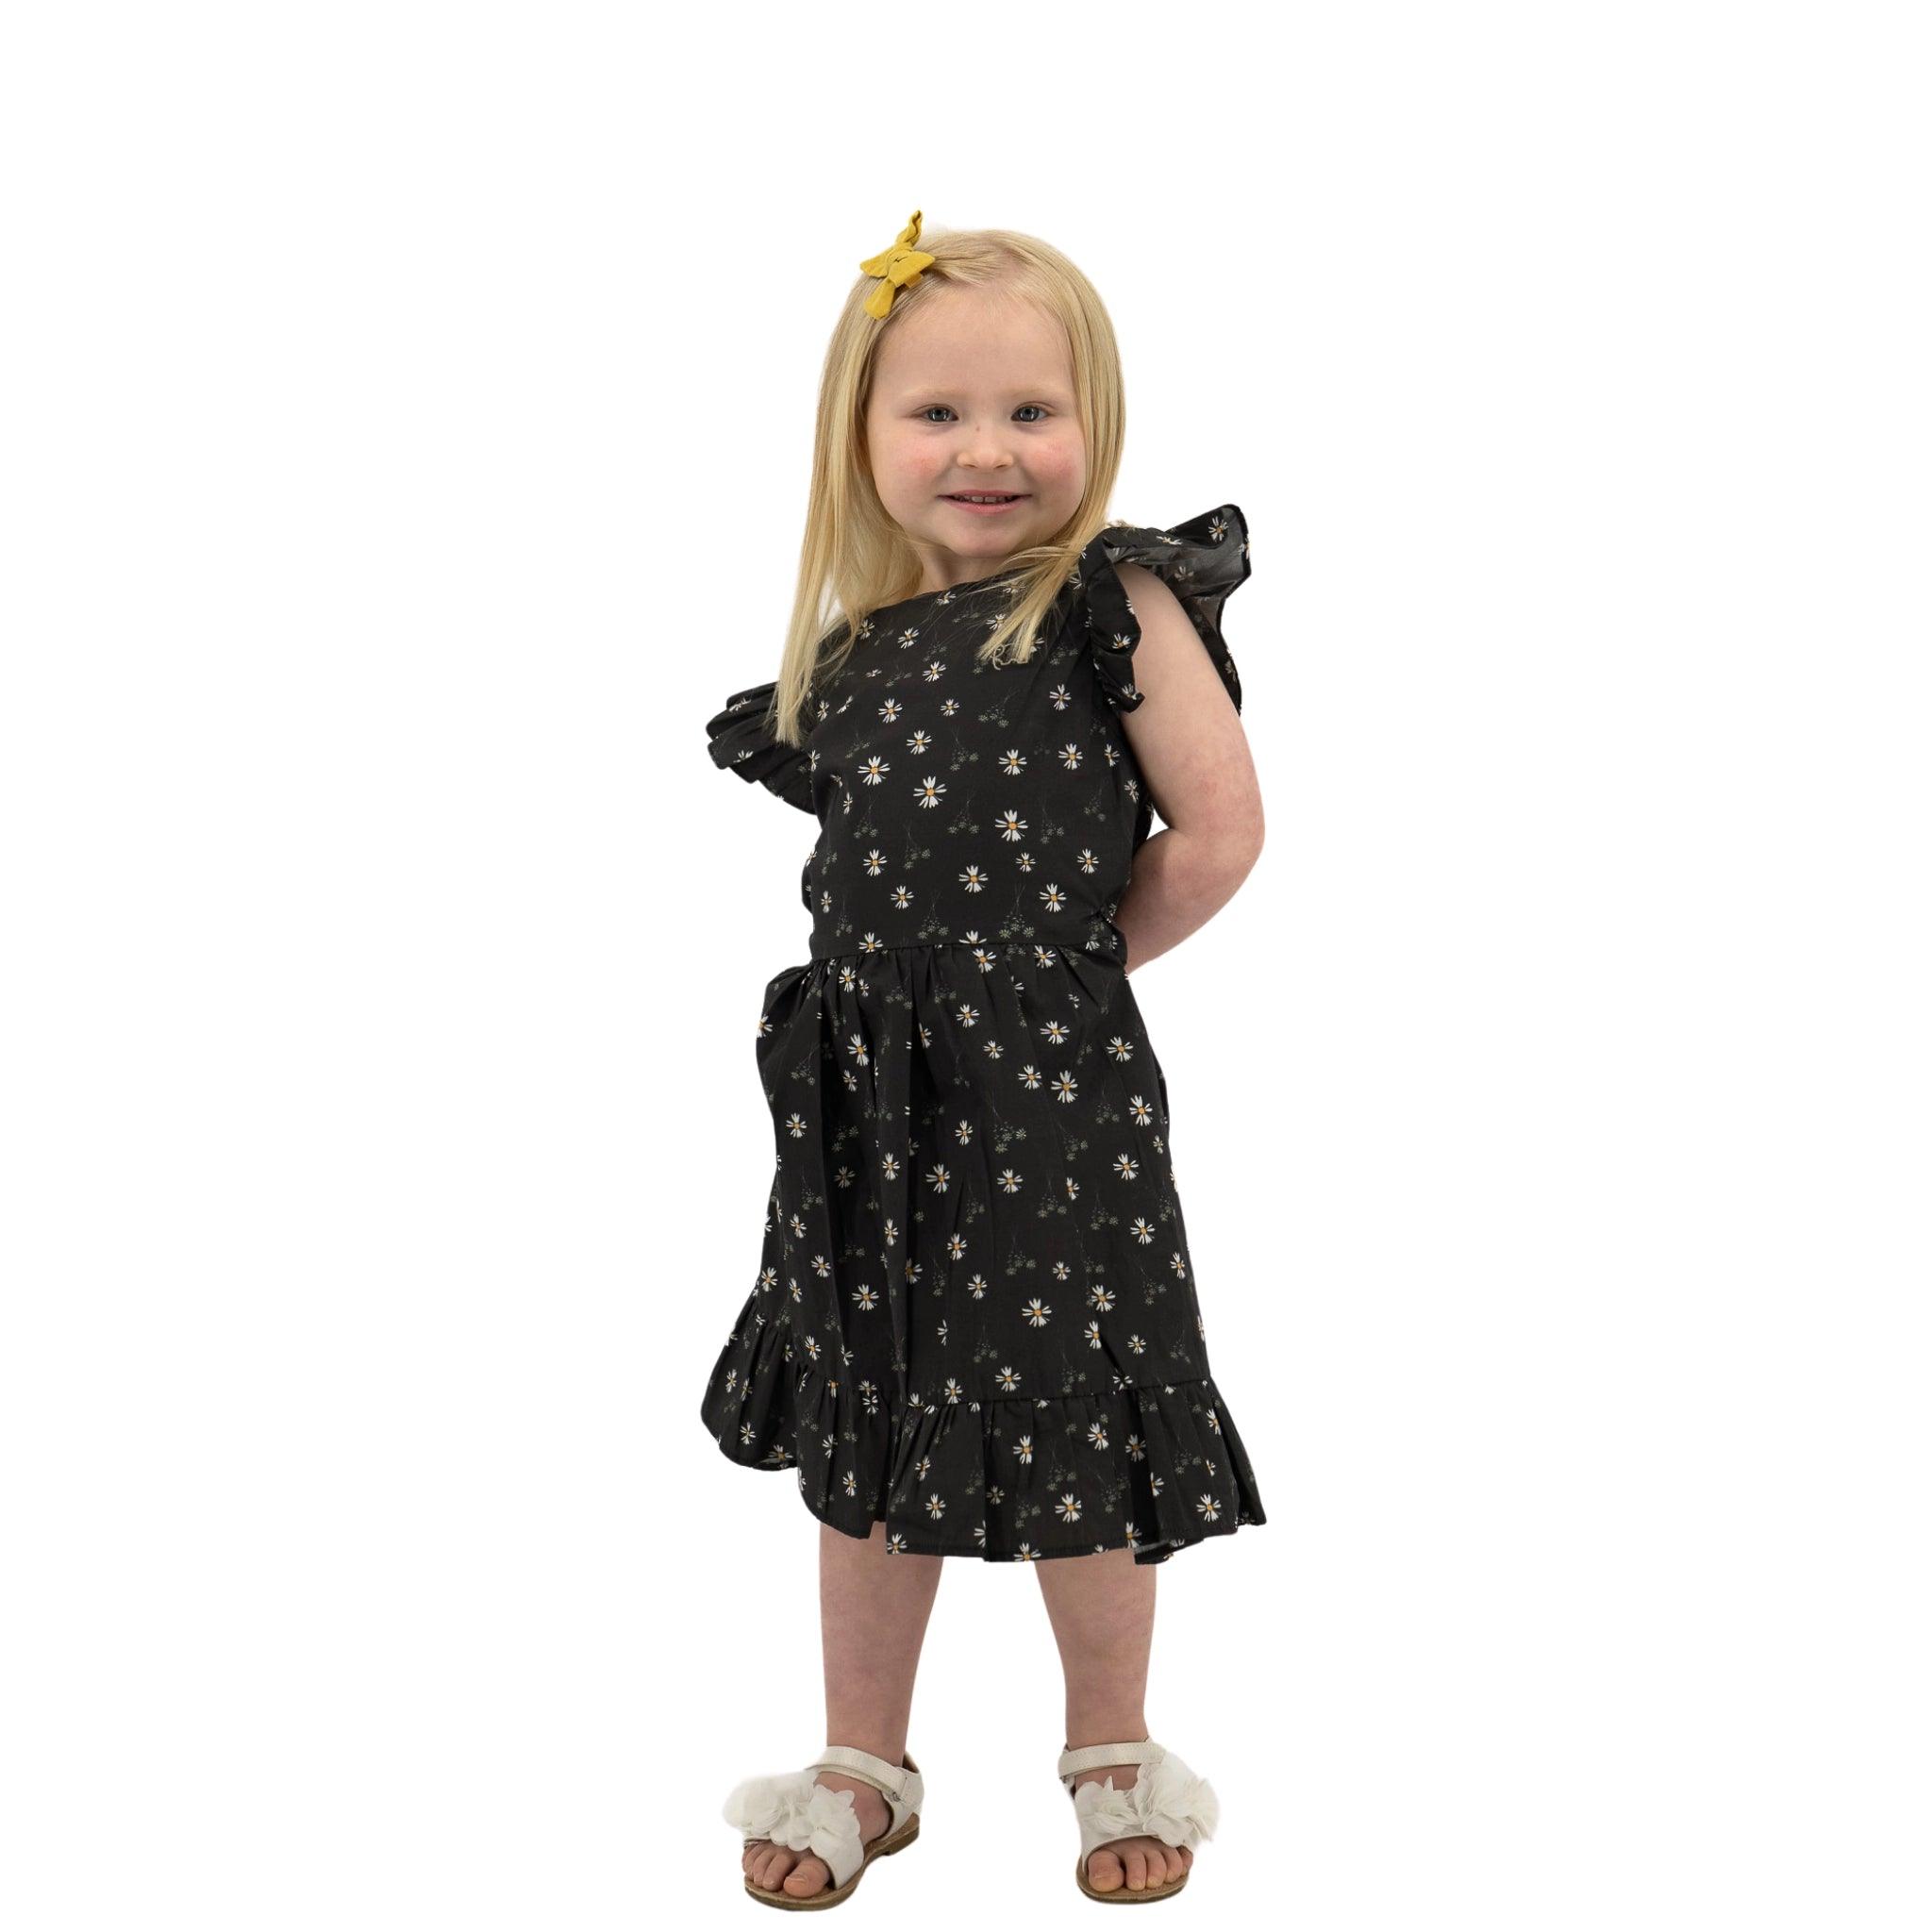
[921,406,1052,424]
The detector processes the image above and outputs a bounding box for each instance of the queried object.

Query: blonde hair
[762,221,1128,747]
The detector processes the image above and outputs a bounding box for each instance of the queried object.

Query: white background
[4,3,1927,1926]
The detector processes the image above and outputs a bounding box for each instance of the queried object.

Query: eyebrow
[894,386,1074,406]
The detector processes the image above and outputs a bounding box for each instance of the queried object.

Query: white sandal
[723,1744,924,1910]
[1057,1737,1219,1903]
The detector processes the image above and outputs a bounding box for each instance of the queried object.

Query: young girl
[700,210,1268,1908]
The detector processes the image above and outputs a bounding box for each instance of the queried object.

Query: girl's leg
[1035,1547,1193,1896]
[741,1519,944,1901]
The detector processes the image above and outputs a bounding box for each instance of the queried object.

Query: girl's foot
[1069,1761,1196,1895]
[740,1772,891,1901]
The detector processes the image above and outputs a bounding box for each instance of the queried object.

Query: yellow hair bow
[858,208,937,320]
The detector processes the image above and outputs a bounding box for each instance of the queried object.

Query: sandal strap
[808,1744,922,1813]
[1058,1737,1166,1785]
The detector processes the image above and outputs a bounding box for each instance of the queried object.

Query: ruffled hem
[1076,504,1252,715]
[704,679,817,813]
[699,1293,1268,1566]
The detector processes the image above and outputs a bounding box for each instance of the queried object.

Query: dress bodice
[706,506,1251,965]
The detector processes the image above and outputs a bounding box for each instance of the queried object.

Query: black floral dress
[698,505,1268,1564]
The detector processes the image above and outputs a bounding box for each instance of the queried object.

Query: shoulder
[1076,508,1251,715]
[1112,560,1185,617]
[704,678,819,813]
[1108,564,1230,705]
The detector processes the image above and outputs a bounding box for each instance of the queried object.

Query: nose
[957,421,1019,471]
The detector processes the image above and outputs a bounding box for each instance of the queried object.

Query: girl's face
[864,287,1087,593]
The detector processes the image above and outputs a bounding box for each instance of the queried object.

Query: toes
[750,1845,795,1890]
[782,1856,830,1897]
[1089,1839,1190,1892]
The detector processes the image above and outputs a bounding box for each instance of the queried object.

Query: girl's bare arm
[1108,564,1265,974]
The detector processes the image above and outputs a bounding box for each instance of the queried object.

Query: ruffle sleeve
[704,680,817,814]
[1075,504,1251,715]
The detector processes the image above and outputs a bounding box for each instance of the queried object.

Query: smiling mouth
[941,492,1027,505]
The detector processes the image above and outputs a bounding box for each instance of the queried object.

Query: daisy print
[698,507,1267,1566]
